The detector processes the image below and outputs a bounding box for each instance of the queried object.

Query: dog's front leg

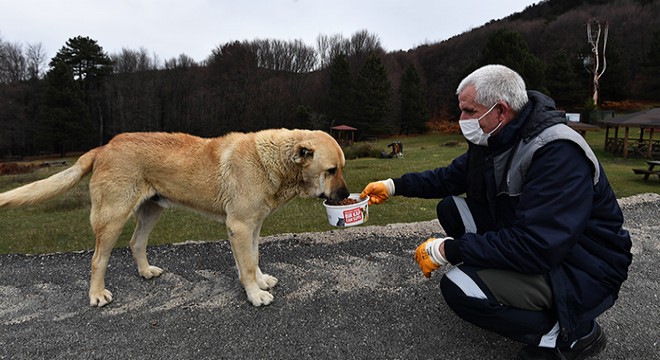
[227,221,274,306]
[251,222,278,290]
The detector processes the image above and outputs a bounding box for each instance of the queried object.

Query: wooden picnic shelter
[599,108,660,159]
[330,125,357,146]
[567,121,600,137]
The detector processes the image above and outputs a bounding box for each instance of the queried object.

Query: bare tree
[249,39,281,71]
[316,30,383,72]
[583,18,608,106]
[349,30,382,56]
[26,42,47,80]
[316,34,331,69]
[249,39,317,73]
[136,48,157,71]
[112,48,138,73]
[164,53,197,70]
[0,41,27,84]
[112,47,158,73]
[289,39,317,73]
[347,30,383,69]
[316,34,346,70]
[306,111,329,130]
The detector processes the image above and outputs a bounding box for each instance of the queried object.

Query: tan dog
[0,129,349,307]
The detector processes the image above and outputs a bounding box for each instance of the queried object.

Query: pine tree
[633,30,660,100]
[545,49,584,107]
[598,43,630,102]
[479,29,546,91]
[326,54,355,127]
[50,36,113,144]
[399,64,429,134]
[354,53,393,135]
[50,36,113,83]
[36,59,91,155]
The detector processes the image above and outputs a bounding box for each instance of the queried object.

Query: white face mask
[459,103,501,146]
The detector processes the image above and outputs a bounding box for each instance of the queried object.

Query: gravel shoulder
[0,193,658,359]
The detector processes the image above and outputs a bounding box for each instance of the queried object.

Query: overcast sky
[1,0,539,63]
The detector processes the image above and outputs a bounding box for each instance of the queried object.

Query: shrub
[342,143,381,159]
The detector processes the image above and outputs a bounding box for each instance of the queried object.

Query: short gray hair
[456,64,528,112]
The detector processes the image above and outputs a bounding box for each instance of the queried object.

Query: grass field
[0,131,657,254]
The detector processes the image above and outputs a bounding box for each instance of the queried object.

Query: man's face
[458,85,501,134]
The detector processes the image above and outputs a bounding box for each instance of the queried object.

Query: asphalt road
[1,194,658,359]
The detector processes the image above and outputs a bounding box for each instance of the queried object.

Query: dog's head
[292,131,350,202]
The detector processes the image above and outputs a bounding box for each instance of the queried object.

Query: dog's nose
[329,187,350,202]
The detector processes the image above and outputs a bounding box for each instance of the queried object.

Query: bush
[428,120,461,135]
[342,143,381,159]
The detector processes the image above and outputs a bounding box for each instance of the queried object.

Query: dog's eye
[327,167,337,175]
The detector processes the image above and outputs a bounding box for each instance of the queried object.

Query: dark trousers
[435,196,592,348]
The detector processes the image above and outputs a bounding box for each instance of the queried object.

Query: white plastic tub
[322,193,369,227]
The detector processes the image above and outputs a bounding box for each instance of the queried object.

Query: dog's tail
[0,148,99,208]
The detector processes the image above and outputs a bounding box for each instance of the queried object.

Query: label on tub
[343,207,363,224]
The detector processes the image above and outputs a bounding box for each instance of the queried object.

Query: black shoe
[516,322,607,360]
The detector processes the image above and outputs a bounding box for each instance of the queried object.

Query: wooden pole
[623,127,629,159]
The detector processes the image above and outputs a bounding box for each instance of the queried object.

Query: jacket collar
[487,91,567,152]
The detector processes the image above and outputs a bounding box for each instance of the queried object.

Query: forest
[0,0,658,157]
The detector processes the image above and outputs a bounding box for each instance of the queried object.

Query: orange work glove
[360,179,395,205]
[414,236,451,278]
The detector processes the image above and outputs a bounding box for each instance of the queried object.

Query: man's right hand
[414,236,450,278]
[360,179,395,205]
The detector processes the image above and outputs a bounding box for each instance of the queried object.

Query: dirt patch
[0,163,37,176]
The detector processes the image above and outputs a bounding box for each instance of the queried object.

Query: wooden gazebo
[599,108,660,159]
[330,125,357,146]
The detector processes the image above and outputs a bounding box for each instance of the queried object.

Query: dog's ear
[292,143,314,164]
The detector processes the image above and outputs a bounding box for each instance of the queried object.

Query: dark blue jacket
[393,91,632,338]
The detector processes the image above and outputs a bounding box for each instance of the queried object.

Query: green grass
[1,132,657,254]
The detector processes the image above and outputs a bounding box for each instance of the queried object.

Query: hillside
[409,0,659,118]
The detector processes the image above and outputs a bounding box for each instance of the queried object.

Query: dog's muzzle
[322,187,350,202]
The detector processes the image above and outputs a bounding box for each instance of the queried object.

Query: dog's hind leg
[89,215,129,307]
[87,183,136,307]
[226,217,274,306]
[251,222,278,290]
[130,200,165,280]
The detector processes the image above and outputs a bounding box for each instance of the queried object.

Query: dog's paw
[247,289,274,307]
[257,274,278,290]
[89,289,113,307]
[139,265,164,279]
